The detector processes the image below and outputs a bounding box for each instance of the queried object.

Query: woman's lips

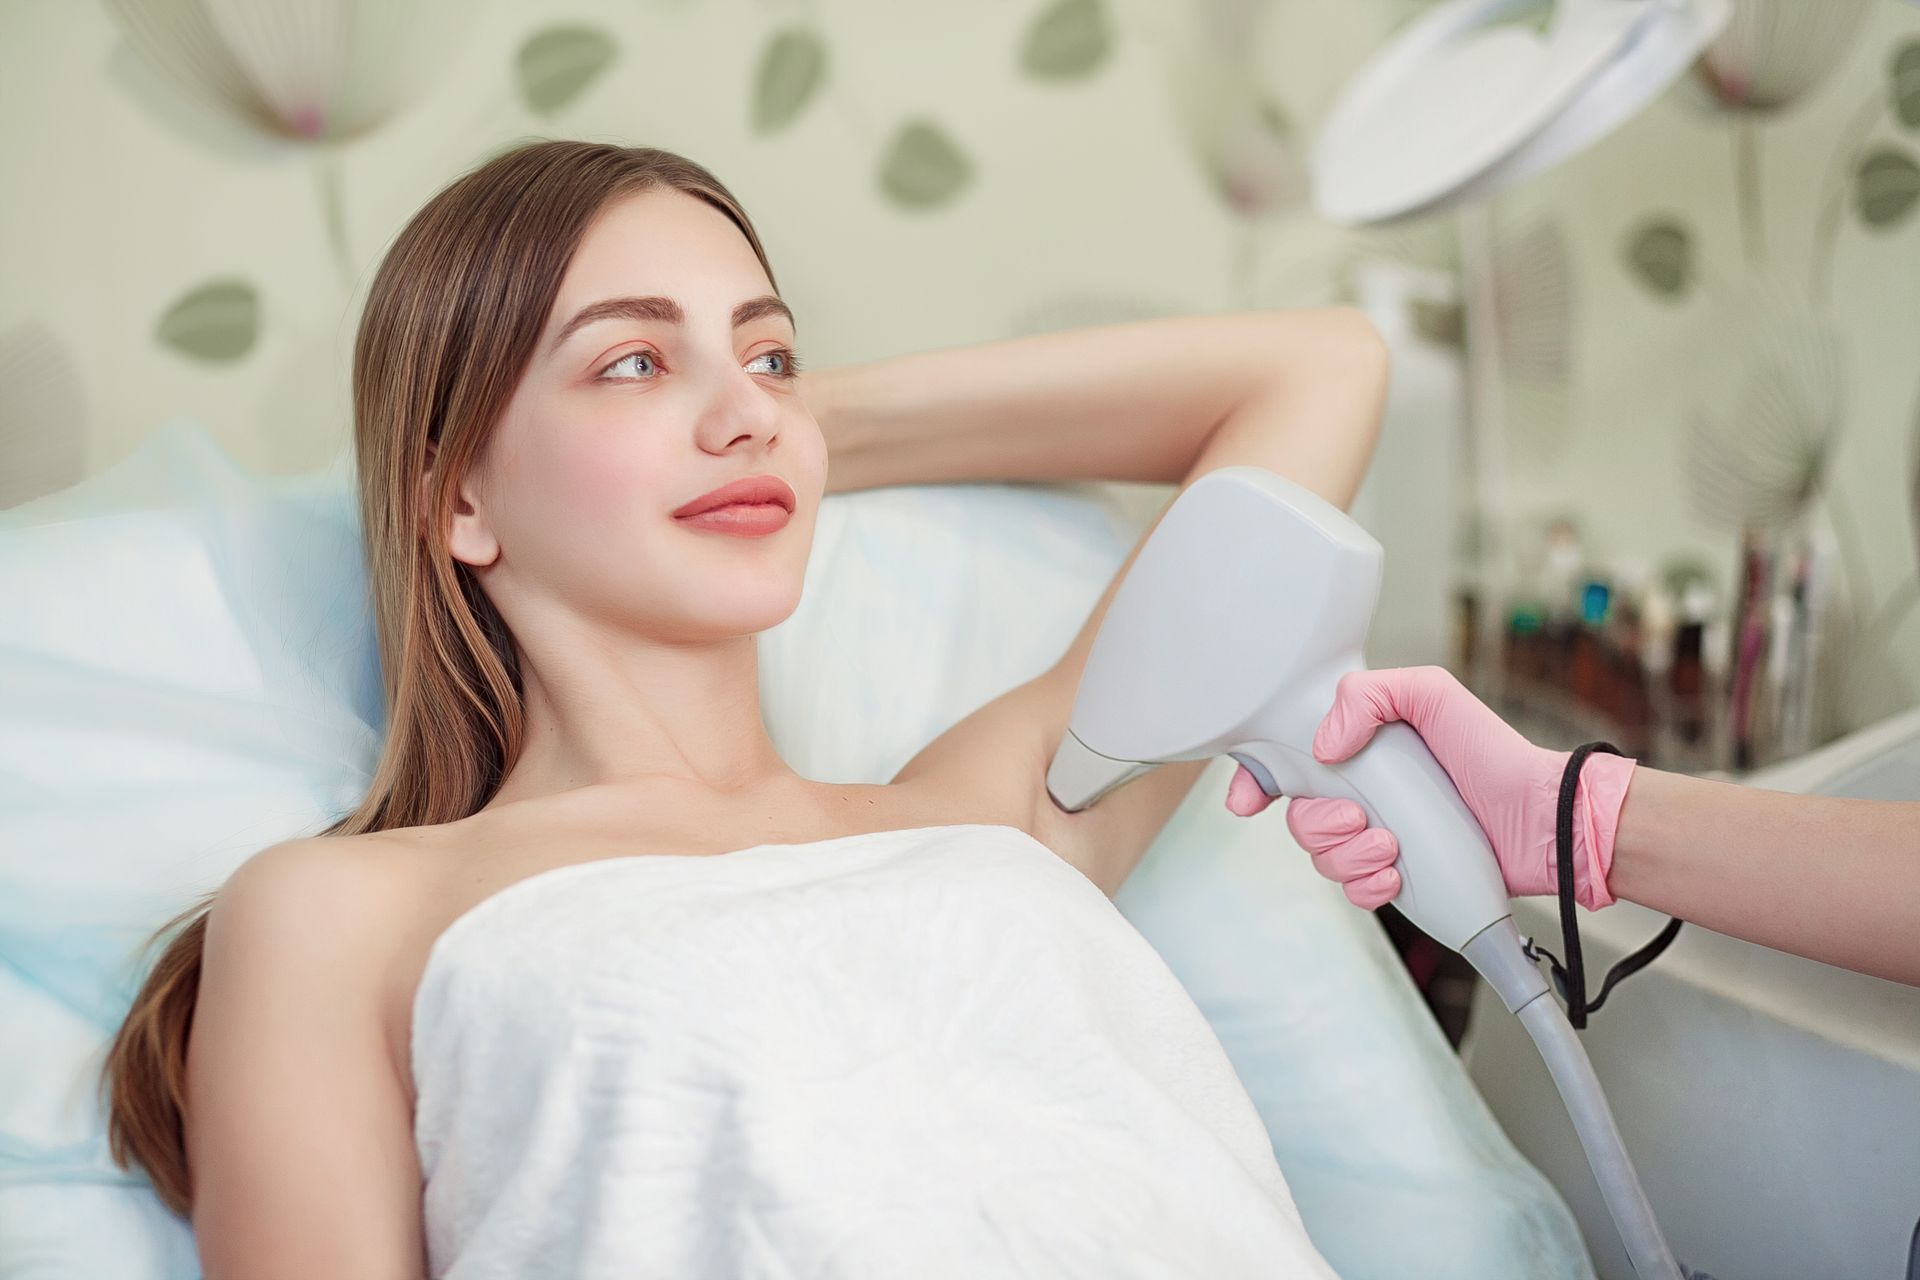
[672,475,796,517]
[673,502,792,536]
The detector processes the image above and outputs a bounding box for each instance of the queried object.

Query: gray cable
[1463,918,1682,1280]
[1517,992,1682,1279]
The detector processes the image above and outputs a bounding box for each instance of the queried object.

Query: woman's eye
[598,350,659,381]
[749,346,805,378]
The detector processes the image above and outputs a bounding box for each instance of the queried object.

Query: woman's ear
[420,444,501,568]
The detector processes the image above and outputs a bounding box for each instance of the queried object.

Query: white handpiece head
[1046,465,1513,951]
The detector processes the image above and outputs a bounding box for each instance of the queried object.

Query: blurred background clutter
[4,0,1919,1041]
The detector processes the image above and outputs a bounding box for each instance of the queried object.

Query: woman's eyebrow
[547,294,795,356]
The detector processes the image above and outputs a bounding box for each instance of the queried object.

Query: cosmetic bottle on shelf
[1726,529,1777,771]
[1701,608,1732,771]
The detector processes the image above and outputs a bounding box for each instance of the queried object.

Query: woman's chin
[669,582,806,639]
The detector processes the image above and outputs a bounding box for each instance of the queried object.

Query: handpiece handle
[1233,694,1514,952]
[1331,720,1515,951]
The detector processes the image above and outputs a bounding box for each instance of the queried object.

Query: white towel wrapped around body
[410,822,1342,1279]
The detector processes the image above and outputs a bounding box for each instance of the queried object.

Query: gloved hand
[1223,665,1636,912]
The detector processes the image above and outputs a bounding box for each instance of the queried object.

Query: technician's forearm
[1608,768,1920,986]
[808,308,1381,495]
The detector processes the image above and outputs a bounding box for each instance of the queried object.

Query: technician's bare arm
[1609,770,1920,987]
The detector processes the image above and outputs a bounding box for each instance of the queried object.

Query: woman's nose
[694,365,784,450]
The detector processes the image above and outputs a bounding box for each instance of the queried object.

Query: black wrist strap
[1522,741,1684,1030]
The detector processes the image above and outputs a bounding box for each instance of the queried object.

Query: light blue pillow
[0,419,1590,1278]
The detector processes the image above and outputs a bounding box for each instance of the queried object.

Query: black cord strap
[1521,742,1684,1030]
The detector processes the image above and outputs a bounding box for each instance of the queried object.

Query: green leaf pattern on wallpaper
[516,26,618,118]
[1020,0,1113,82]
[1854,147,1920,229]
[879,121,975,210]
[1894,39,1920,128]
[753,28,828,134]
[1624,217,1693,299]
[157,280,260,364]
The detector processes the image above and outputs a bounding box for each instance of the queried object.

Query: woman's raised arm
[801,307,1386,507]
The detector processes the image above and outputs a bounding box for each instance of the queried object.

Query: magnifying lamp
[1312,0,1732,225]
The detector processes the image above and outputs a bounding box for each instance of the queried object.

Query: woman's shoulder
[222,825,443,918]
[220,830,398,912]
[214,830,444,1028]
[223,822,493,993]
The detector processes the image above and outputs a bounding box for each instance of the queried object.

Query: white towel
[410,822,1341,1279]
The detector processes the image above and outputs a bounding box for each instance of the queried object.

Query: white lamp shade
[1311,0,1733,225]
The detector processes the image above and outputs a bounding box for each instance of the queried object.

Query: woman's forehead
[555,189,765,313]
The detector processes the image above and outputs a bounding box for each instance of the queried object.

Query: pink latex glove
[1222,665,1636,913]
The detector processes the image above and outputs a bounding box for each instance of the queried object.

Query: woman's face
[448,187,827,644]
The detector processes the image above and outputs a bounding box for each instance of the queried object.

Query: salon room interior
[4,2,1920,1280]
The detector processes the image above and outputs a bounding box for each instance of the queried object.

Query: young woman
[100,139,1391,1278]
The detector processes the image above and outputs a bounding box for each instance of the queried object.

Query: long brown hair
[97,139,782,1219]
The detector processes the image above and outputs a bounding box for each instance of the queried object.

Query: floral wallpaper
[3,0,1918,749]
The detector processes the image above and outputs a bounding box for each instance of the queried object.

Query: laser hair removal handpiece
[1047,466,1686,1280]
